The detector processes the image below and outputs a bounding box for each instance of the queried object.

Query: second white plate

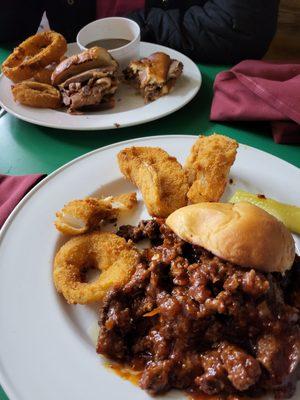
[0,43,201,131]
[0,135,299,400]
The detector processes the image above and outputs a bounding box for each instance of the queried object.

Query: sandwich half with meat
[123,52,183,103]
[51,47,118,112]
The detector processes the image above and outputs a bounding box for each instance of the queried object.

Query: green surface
[0,47,299,174]
[0,388,7,400]
[0,45,300,400]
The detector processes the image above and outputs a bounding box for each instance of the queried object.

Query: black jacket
[0,0,279,64]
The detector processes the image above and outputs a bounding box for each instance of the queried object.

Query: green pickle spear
[229,190,300,234]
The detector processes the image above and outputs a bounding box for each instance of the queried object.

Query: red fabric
[272,121,300,144]
[0,174,44,228]
[96,0,144,19]
[210,60,300,144]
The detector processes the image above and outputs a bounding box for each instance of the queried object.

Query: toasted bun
[166,202,295,273]
[130,52,171,84]
[51,47,118,85]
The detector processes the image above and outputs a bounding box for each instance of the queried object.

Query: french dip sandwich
[123,52,183,103]
[51,47,118,112]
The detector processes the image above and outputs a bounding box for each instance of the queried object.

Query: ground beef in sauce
[97,219,300,399]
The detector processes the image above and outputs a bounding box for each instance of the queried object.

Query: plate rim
[0,134,299,400]
[0,42,201,131]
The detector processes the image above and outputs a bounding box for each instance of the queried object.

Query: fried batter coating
[118,147,189,217]
[2,31,67,83]
[103,192,137,211]
[55,192,137,235]
[53,232,140,304]
[185,134,238,203]
[11,81,61,109]
[32,63,58,84]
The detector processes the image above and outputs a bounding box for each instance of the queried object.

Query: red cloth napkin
[96,0,144,18]
[0,174,45,228]
[210,60,300,144]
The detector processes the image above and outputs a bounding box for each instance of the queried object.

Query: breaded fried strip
[118,146,189,217]
[55,192,137,235]
[108,192,137,210]
[185,134,238,203]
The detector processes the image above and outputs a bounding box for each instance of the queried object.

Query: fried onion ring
[11,81,61,108]
[32,67,53,84]
[55,193,137,235]
[53,232,140,304]
[2,31,67,82]
[32,63,58,84]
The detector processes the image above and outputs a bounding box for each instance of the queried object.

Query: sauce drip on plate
[105,361,142,386]
[188,392,250,400]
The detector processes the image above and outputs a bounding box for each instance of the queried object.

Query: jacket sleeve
[128,0,279,64]
[0,0,44,43]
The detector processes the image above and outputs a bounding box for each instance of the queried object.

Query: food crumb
[257,194,266,199]
[114,123,120,128]
[229,178,233,184]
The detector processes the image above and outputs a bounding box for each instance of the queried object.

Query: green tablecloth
[1,48,300,174]
[0,45,299,400]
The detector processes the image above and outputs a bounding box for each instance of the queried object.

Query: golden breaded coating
[53,231,140,304]
[55,192,137,235]
[118,147,189,217]
[105,192,137,210]
[185,134,238,203]
[55,198,112,235]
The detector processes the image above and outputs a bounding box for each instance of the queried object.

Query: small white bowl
[77,17,140,68]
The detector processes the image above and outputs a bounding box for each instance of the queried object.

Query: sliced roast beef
[123,53,183,103]
[59,66,118,112]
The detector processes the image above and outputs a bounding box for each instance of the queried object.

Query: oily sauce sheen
[105,362,241,399]
[97,219,300,399]
[86,38,130,50]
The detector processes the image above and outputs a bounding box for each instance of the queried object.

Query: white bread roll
[166,202,295,273]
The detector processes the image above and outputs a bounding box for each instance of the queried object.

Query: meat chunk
[140,360,173,394]
[117,219,161,242]
[59,67,118,112]
[219,342,261,391]
[256,333,300,383]
[195,344,261,394]
[195,350,228,395]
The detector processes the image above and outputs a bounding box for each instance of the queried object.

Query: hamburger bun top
[166,202,295,273]
[51,46,118,85]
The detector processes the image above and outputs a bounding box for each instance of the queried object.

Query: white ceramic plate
[0,43,201,130]
[0,135,299,400]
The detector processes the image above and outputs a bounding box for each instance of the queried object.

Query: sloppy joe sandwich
[123,52,183,103]
[51,47,119,112]
[98,202,300,399]
[166,202,295,272]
